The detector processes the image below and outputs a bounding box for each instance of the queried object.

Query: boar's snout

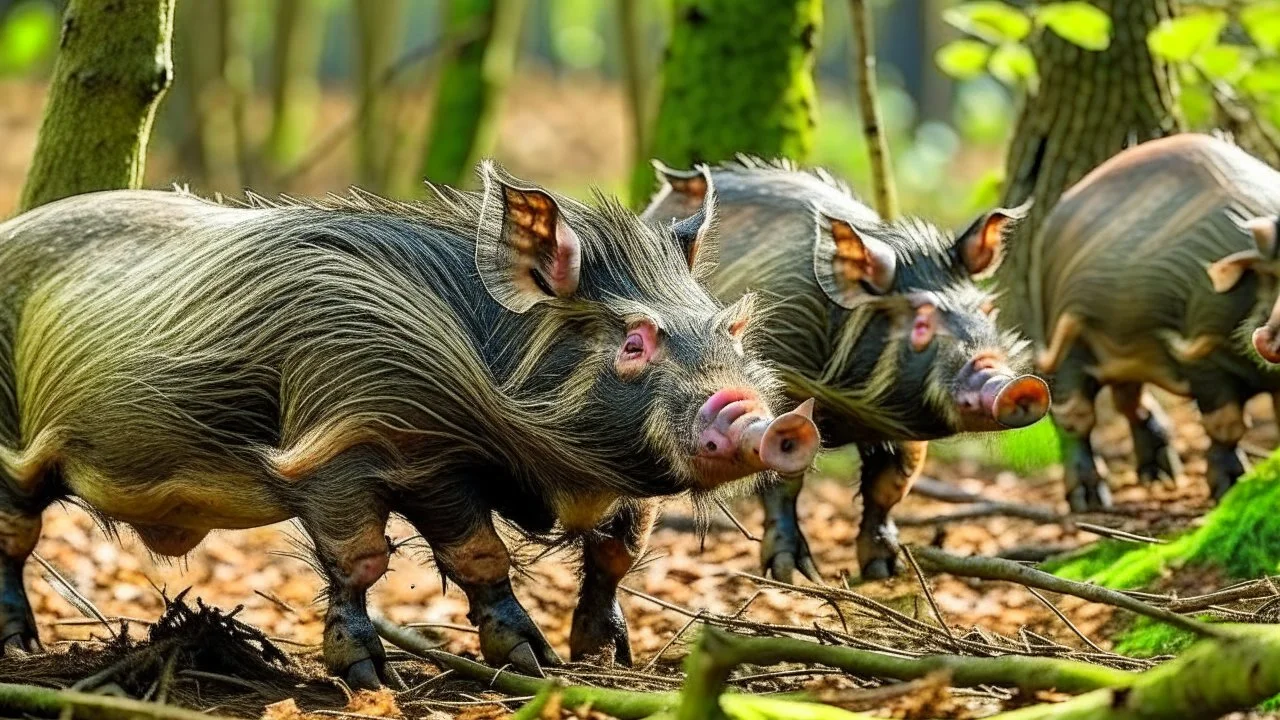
[954,355,1050,432]
[694,390,819,484]
[1254,325,1280,364]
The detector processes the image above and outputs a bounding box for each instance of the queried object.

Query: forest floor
[3,391,1279,719]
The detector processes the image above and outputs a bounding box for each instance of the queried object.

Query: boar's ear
[812,212,897,309]
[475,161,582,313]
[953,200,1031,279]
[668,166,719,277]
[652,160,710,200]
[1206,217,1280,292]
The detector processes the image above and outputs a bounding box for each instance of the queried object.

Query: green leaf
[1035,2,1112,51]
[1195,44,1254,83]
[1242,0,1280,54]
[967,169,1005,213]
[1178,79,1215,128]
[935,40,993,79]
[1242,59,1280,98]
[988,42,1039,92]
[943,2,1032,43]
[1147,12,1227,62]
[0,0,58,74]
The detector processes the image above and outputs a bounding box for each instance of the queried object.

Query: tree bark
[633,0,822,204]
[19,0,175,211]
[995,0,1184,334]
[263,0,328,179]
[420,0,528,187]
[353,0,403,189]
[178,0,251,193]
[849,0,898,220]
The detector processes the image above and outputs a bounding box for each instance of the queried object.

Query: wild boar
[0,163,820,687]
[643,159,1048,581]
[1027,133,1280,511]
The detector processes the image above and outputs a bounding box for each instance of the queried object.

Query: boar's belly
[64,460,291,531]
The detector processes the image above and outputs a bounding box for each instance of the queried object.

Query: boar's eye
[622,333,645,358]
[615,319,662,379]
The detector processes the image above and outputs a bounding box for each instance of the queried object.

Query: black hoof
[470,580,562,673]
[570,597,632,666]
[1206,443,1245,503]
[860,556,895,581]
[344,658,383,691]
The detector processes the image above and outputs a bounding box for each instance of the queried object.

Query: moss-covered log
[19,0,175,211]
[995,0,1183,334]
[420,0,527,187]
[263,0,328,175]
[633,0,821,204]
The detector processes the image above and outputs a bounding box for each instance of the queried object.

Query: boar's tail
[0,426,64,492]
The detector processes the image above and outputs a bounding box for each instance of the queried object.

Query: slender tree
[618,0,648,173]
[633,0,822,204]
[421,0,529,187]
[353,0,403,189]
[849,0,898,220]
[264,0,329,177]
[178,0,251,192]
[995,0,1184,332]
[19,0,176,210]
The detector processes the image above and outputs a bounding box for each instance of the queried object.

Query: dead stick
[848,0,898,219]
[0,681,234,720]
[911,546,1219,638]
[33,553,116,639]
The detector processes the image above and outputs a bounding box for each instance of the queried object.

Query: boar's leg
[857,441,927,581]
[759,472,820,584]
[570,500,656,665]
[407,500,560,676]
[0,481,46,655]
[297,496,392,690]
[1111,382,1179,484]
[1053,352,1109,512]
[1193,380,1249,501]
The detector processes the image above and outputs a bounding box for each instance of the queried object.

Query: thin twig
[253,589,297,614]
[1026,587,1107,654]
[900,546,955,645]
[713,498,759,542]
[33,553,116,638]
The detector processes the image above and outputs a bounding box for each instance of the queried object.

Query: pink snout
[1255,326,1280,364]
[956,362,1050,432]
[694,390,820,484]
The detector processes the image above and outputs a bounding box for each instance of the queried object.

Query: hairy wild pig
[643,159,1048,581]
[1029,133,1280,510]
[0,164,820,686]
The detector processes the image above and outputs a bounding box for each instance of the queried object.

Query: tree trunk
[263,0,328,179]
[420,0,528,187]
[633,0,822,205]
[353,0,403,190]
[995,0,1184,334]
[618,0,648,173]
[19,0,175,211]
[179,0,251,193]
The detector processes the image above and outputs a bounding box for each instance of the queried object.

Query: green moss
[992,416,1063,472]
[1112,616,1198,658]
[1046,452,1280,589]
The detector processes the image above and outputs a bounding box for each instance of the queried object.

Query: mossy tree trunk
[353,0,403,190]
[264,0,329,178]
[19,0,175,211]
[421,0,528,187]
[994,0,1184,334]
[632,0,822,205]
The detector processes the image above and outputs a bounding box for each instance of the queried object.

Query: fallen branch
[0,681,234,720]
[989,625,1280,719]
[911,546,1218,638]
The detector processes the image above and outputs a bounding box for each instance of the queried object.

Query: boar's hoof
[1132,422,1179,485]
[344,658,383,691]
[1066,482,1113,514]
[861,557,897,581]
[470,581,562,676]
[761,530,822,585]
[1,630,39,657]
[570,597,632,666]
[1206,444,1245,503]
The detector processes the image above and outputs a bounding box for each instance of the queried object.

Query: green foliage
[935,39,992,79]
[0,0,58,75]
[1033,2,1112,51]
[988,42,1038,92]
[1243,1,1280,54]
[1048,453,1280,589]
[942,2,1031,43]
[1147,12,1228,62]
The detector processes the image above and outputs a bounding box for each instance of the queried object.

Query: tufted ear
[953,200,1031,279]
[1206,216,1280,292]
[812,212,897,309]
[475,161,581,313]
[667,165,719,277]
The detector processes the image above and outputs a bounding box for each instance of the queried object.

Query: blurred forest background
[0,0,1011,226]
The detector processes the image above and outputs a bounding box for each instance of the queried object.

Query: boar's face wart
[644,158,1040,441]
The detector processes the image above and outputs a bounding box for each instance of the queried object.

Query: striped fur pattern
[1030,134,1280,389]
[644,158,1030,441]
[0,163,780,543]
